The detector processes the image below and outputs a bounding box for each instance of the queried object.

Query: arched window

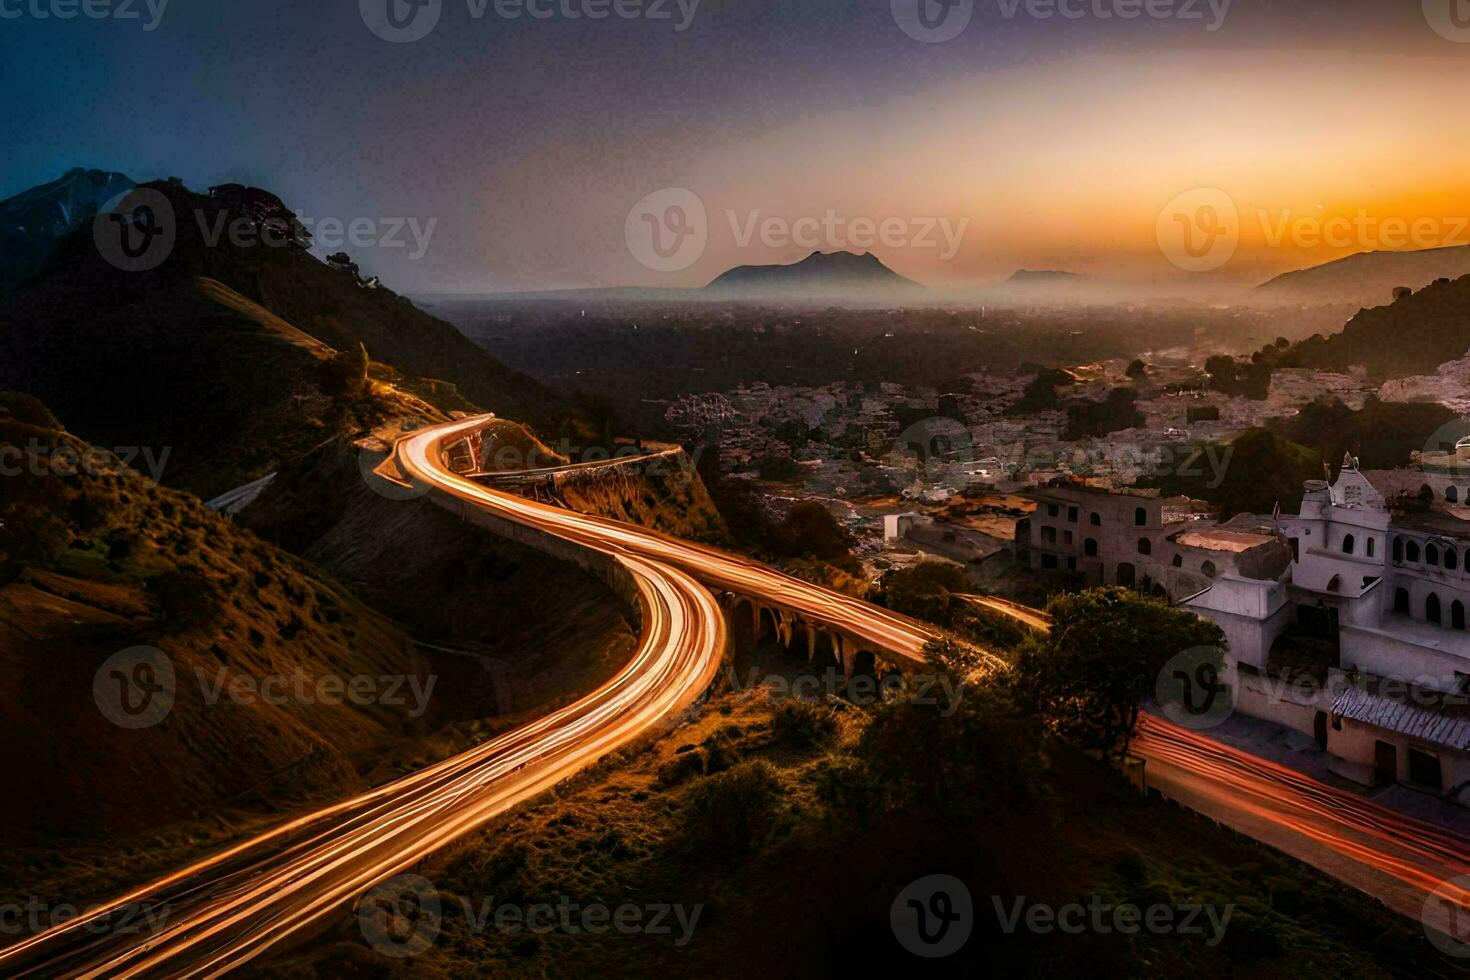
[1427,593,1443,625]
[1427,543,1440,566]
[1407,540,1421,562]
[1366,537,1375,558]
[1455,601,1466,631]
[1137,538,1152,556]
[1201,561,1217,579]
[1172,554,1184,568]
[1090,512,1101,526]
[1394,587,1410,615]
[1393,537,1403,562]
[1327,575,1341,592]
[1084,538,1098,557]
[1343,534,1355,555]
[1446,548,1458,571]
[1134,507,1147,527]
[1449,486,1460,504]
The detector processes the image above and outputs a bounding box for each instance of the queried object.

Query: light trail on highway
[0,419,736,977]
[0,414,953,977]
[8,412,1460,975]
[972,595,1470,938]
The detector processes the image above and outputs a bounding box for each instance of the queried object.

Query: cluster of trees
[1063,388,1146,439]
[1271,395,1456,471]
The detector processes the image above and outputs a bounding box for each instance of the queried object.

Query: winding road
[0,414,941,977]
[5,413,1464,974]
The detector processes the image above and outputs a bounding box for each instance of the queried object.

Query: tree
[1012,587,1225,759]
[881,560,967,625]
[1126,358,1148,379]
[325,251,361,280]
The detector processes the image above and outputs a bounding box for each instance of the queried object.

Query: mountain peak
[705,249,922,300]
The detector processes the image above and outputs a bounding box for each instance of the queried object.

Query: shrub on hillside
[682,760,784,855]
[771,699,840,749]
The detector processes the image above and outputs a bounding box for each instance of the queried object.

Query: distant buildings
[1022,460,1470,805]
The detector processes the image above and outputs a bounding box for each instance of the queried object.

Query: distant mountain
[0,173,570,497]
[1257,244,1470,308]
[1007,269,1081,283]
[0,167,134,291]
[704,250,922,300]
[1287,273,1470,380]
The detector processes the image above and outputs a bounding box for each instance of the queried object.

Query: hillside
[0,175,571,496]
[1257,244,1470,308]
[1287,273,1470,379]
[236,426,640,726]
[0,394,430,857]
[705,250,922,300]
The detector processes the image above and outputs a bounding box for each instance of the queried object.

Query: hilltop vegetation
[0,176,574,498]
[1284,273,1470,379]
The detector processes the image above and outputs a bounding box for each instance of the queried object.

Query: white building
[1023,466,1470,804]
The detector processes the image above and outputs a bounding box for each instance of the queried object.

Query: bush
[683,760,785,855]
[771,700,840,749]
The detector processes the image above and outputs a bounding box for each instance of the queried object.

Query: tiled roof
[1331,685,1470,751]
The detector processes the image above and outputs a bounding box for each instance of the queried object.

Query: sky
[5,0,1470,294]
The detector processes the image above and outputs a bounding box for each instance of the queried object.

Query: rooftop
[1171,528,1278,554]
[1331,683,1470,751]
